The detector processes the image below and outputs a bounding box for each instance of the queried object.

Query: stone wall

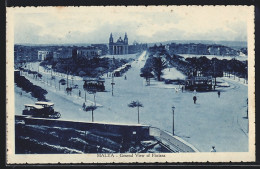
[15,115,150,143]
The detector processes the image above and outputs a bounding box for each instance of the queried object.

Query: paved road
[16,51,248,152]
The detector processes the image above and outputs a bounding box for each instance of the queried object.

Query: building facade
[38,51,50,61]
[53,47,73,61]
[91,44,108,55]
[109,33,128,55]
[77,46,102,59]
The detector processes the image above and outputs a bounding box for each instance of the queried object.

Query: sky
[12,6,252,45]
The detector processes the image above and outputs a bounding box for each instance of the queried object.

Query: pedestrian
[79,90,81,97]
[210,146,216,152]
[193,89,197,96]
[125,75,127,80]
[20,91,22,96]
[218,91,220,98]
[82,102,86,110]
[193,96,197,104]
[181,86,184,92]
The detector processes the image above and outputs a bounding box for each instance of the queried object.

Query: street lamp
[172,106,175,135]
[111,56,115,96]
[111,73,115,96]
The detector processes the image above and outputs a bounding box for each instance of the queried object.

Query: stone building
[53,47,73,61]
[109,33,128,55]
[91,44,108,55]
[77,46,102,59]
[38,51,50,61]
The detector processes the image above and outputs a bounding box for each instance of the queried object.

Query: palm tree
[140,67,153,86]
[59,79,66,90]
[128,101,143,124]
[84,105,97,122]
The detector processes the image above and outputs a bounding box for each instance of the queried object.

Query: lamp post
[111,56,115,96]
[213,60,216,90]
[111,74,115,96]
[172,106,175,135]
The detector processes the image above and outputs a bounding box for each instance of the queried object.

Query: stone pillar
[112,45,114,55]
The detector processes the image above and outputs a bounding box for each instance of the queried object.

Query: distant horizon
[14,39,248,48]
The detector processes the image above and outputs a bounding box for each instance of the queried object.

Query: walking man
[181,86,184,92]
[193,96,197,104]
[79,90,81,97]
[218,91,221,98]
[82,102,86,110]
[211,146,216,152]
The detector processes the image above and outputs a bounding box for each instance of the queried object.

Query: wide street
[15,51,249,152]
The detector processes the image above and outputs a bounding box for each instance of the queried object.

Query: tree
[140,67,153,86]
[128,101,143,124]
[152,56,167,81]
[59,79,66,90]
[84,105,97,122]
[83,81,98,106]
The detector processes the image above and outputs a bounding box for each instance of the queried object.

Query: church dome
[117,37,124,43]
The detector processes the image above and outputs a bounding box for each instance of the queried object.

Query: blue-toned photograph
[12,6,251,155]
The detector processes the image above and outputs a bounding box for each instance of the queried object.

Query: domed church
[109,33,129,55]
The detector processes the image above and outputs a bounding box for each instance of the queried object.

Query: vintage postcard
[6,6,255,164]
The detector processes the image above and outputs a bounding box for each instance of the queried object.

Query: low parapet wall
[149,127,199,152]
[15,115,198,153]
[15,115,150,143]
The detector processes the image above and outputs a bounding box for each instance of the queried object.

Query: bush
[15,75,48,101]
[79,71,86,77]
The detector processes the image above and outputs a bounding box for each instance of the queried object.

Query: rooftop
[24,104,44,109]
[35,101,54,106]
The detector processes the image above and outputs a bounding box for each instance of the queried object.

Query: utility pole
[172,106,175,135]
[67,66,69,88]
[111,56,115,96]
[111,74,115,96]
[213,60,216,90]
[247,99,249,132]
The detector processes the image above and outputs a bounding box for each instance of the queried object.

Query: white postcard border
[6,6,255,164]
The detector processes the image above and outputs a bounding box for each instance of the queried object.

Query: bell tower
[109,33,114,44]
[124,32,128,45]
